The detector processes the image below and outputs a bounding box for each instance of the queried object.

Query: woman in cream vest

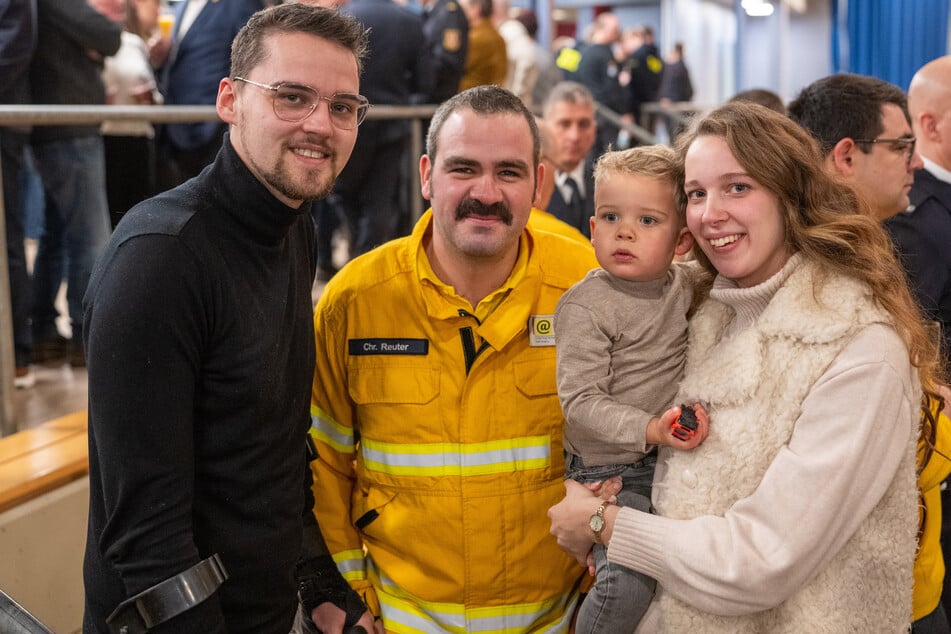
[549,101,943,633]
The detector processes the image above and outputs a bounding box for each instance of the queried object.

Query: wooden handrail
[0,412,88,513]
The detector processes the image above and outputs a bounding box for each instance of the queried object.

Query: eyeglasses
[234,77,370,130]
[852,135,916,164]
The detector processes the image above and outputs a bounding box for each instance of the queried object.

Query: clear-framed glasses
[852,135,916,165]
[234,77,371,130]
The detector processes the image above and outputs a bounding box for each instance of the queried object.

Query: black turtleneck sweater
[82,135,317,633]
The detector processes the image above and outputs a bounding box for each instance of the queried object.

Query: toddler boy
[555,145,708,633]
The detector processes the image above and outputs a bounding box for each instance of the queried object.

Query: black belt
[106,553,229,633]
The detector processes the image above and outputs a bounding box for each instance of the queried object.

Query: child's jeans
[565,452,657,634]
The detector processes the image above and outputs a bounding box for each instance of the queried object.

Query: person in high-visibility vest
[310,84,598,633]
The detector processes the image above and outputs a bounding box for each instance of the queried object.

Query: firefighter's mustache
[455,199,513,225]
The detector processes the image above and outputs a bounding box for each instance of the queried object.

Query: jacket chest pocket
[348,362,442,441]
[511,353,564,448]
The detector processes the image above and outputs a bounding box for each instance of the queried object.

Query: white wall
[614,6,662,32]
[736,0,832,102]
[663,0,736,105]
[783,0,833,100]
[657,0,832,105]
[0,478,89,634]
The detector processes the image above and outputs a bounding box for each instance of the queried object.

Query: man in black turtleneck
[82,5,377,633]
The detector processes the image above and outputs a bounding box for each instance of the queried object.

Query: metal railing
[596,104,658,146]
[0,103,437,437]
[641,101,707,130]
[597,101,711,147]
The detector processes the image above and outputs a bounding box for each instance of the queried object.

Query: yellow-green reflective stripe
[310,405,354,453]
[332,548,367,582]
[369,560,577,633]
[360,436,551,476]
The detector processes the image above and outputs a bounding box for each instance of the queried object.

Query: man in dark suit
[624,25,664,129]
[334,0,434,261]
[30,0,120,367]
[574,12,626,157]
[1,0,36,385]
[156,0,265,188]
[542,81,597,237]
[421,0,468,103]
[885,56,951,374]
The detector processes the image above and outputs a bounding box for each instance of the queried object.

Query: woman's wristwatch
[589,500,612,544]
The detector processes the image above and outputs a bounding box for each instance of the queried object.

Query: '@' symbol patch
[534,318,553,335]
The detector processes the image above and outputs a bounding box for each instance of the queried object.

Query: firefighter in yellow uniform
[310,86,597,633]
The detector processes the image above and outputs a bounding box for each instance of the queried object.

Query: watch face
[589,514,605,533]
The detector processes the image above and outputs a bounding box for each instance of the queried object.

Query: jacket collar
[404,210,540,352]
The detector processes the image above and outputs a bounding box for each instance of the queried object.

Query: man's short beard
[260,157,335,203]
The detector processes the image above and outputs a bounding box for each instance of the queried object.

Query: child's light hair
[594,145,685,221]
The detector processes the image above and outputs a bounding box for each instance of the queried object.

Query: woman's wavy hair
[674,101,944,453]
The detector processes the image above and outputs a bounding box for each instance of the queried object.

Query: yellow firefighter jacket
[914,401,951,621]
[310,211,597,633]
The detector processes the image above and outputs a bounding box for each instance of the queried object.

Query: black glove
[298,554,368,633]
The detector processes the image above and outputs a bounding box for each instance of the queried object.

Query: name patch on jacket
[528,315,556,347]
[349,338,429,355]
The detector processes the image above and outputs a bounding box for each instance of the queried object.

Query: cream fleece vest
[654,260,918,633]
